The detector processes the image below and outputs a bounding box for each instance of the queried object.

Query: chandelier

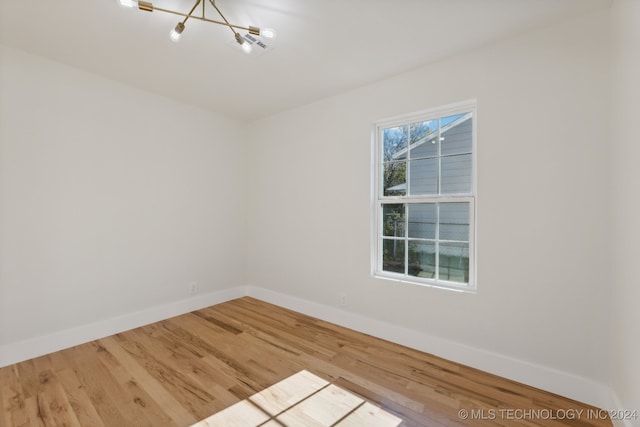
[117,0,276,53]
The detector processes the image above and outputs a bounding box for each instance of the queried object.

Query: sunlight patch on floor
[191,370,403,427]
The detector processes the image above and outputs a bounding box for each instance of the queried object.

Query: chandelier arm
[152,6,251,32]
[208,0,238,37]
[180,0,202,25]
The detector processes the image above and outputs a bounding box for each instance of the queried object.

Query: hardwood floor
[0,297,612,427]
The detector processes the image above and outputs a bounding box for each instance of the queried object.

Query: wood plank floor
[0,297,612,427]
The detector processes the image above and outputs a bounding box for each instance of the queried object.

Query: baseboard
[245,286,615,411]
[609,392,637,427]
[0,286,248,368]
[0,284,620,417]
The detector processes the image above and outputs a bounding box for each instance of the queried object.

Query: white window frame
[371,100,477,293]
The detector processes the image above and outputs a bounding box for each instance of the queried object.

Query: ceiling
[0,0,610,121]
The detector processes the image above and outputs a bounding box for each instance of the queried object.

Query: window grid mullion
[436,117,441,280]
[435,202,440,281]
[404,123,410,275]
[406,124,411,196]
[404,203,409,275]
[437,117,442,196]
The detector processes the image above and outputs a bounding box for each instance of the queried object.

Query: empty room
[0,0,638,426]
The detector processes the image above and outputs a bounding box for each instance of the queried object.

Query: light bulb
[118,0,138,7]
[260,28,276,39]
[235,33,253,54]
[241,41,253,54]
[170,22,185,43]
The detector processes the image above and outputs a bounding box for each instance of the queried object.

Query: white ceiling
[0,0,610,121]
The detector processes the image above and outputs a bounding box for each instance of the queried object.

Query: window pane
[409,158,437,195]
[408,241,435,278]
[383,239,405,274]
[383,126,407,161]
[409,138,438,160]
[439,242,469,283]
[441,113,472,156]
[382,204,405,237]
[440,113,465,127]
[439,202,469,241]
[410,119,437,144]
[383,161,406,196]
[441,154,471,194]
[408,203,436,239]
[409,119,438,159]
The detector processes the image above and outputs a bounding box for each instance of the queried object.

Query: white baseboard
[609,392,637,427]
[245,286,616,412]
[0,284,622,418]
[0,286,248,367]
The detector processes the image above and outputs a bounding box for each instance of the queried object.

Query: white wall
[1,5,630,413]
[0,45,246,347]
[247,9,611,387]
[611,0,640,422]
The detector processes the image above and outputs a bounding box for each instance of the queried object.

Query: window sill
[373,272,477,294]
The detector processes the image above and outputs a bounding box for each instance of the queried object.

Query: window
[372,100,476,292]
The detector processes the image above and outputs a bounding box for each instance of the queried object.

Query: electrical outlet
[339,293,347,307]
[189,281,199,295]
